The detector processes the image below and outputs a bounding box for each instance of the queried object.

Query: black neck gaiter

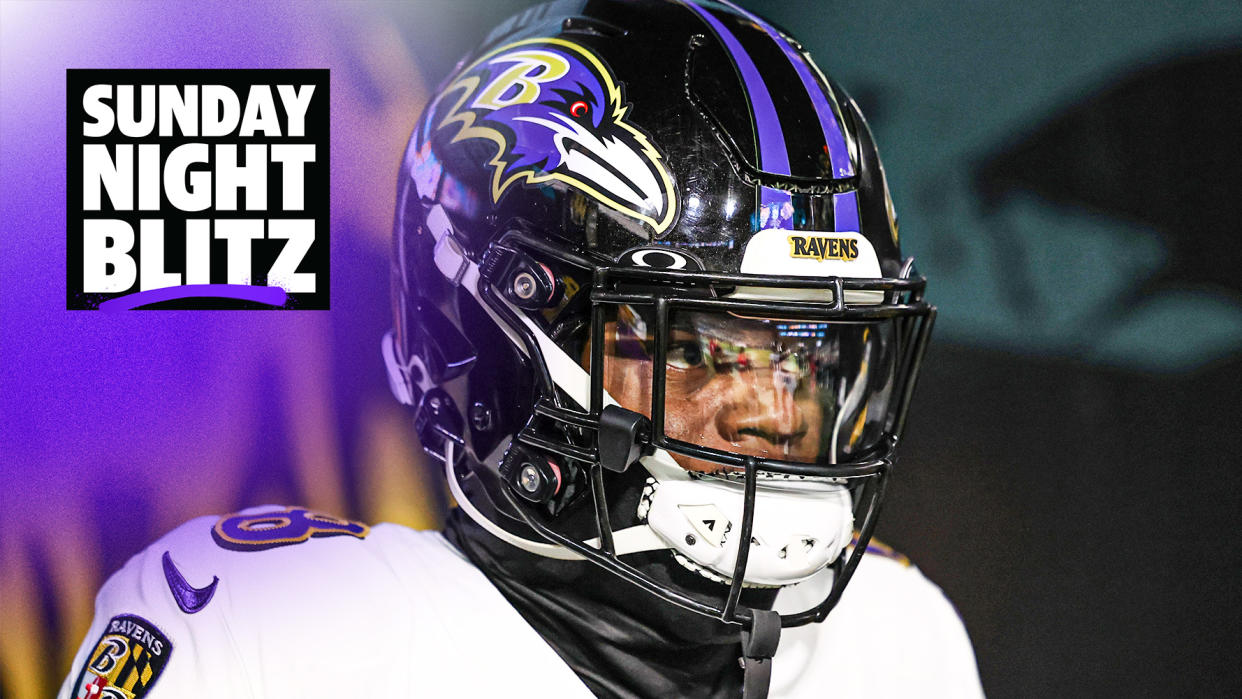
[444,509,780,699]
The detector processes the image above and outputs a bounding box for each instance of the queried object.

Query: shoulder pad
[60,505,393,699]
[851,534,912,567]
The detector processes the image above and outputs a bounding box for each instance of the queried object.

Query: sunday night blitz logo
[66,70,329,310]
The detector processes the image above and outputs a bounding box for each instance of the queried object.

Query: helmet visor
[600,306,898,471]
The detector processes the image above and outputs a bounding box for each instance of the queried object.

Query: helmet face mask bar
[471,230,936,628]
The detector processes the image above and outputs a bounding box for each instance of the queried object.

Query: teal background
[749,0,1242,371]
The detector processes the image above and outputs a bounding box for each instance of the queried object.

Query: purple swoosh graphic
[719,0,854,179]
[682,1,791,211]
[98,284,289,311]
[161,550,218,614]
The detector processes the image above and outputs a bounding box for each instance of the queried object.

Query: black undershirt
[444,509,780,698]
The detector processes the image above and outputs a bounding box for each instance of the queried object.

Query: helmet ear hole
[407,295,477,384]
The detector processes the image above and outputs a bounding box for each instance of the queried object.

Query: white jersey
[61,505,983,699]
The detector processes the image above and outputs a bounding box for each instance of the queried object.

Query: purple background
[1,2,449,695]
[4,1,1242,697]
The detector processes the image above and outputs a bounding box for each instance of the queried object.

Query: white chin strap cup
[644,477,854,587]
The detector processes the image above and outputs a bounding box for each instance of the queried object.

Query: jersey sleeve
[58,505,379,699]
[57,513,254,699]
[59,505,594,699]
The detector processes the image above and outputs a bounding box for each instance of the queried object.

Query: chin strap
[443,441,668,560]
[740,610,781,699]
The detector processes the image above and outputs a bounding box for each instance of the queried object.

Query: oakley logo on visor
[617,247,702,270]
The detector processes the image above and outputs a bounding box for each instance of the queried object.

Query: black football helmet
[385,0,934,639]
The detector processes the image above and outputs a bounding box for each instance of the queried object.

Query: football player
[61,1,983,697]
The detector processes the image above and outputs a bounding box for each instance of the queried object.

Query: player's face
[599,308,850,472]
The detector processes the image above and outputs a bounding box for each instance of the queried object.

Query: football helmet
[385,0,934,635]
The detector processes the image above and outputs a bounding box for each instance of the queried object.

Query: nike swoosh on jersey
[162,550,219,614]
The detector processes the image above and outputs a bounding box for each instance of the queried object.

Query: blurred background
[2,1,1240,696]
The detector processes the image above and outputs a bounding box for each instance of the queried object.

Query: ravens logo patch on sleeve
[70,614,172,699]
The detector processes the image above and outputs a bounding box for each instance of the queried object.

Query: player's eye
[570,101,589,117]
[666,340,705,369]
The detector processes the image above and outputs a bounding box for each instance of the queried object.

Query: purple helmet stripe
[681,1,792,214]
[719,0,854,179]
[759,187,792,210]
[833,191,859,233]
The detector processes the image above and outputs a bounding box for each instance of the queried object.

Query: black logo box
[66,69,329,310]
